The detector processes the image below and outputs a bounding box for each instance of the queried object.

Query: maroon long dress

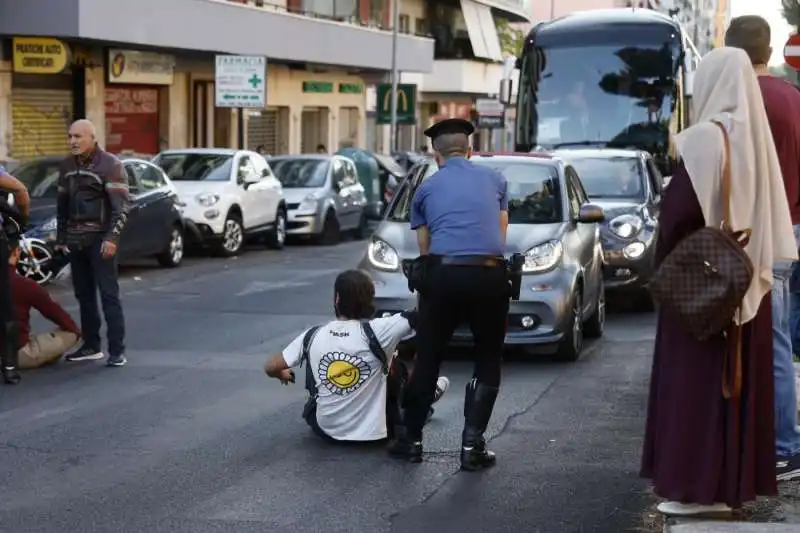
[640,162,777,508]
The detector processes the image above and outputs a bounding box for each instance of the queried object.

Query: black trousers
[70,236,125,357]
[404,262,509,438]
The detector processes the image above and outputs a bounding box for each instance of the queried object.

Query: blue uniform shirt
[410,157,508,256]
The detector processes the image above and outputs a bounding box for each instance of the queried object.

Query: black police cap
[423,118,475,140]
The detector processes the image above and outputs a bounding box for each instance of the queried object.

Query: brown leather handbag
[649,121,754,400]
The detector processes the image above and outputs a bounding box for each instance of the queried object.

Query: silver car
[359,154,607,361]
[269,155,368,244]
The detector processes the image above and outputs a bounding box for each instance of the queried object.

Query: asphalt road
[0,241,658,533]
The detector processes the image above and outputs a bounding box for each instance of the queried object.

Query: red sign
[784,34,800,70]
[104,86,160,155]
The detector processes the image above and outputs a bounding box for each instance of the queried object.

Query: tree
[495,18,525,57]
[782,0,800,29]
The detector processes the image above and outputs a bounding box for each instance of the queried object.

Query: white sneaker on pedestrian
[433,377,450,403]
[656,501,732,517]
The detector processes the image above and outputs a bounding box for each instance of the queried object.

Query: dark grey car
[553,148,665,307]
[359,154,607,361]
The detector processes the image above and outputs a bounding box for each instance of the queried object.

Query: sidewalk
[661,365,800,532]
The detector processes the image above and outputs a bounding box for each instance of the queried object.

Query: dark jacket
[56,147,130,246]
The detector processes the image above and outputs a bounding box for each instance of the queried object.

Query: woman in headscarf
[640,47,798,516]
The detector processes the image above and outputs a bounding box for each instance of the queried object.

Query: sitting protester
[264,269,449,443]
[6,236,81,369]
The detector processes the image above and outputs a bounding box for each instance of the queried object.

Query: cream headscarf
[673,47,797,324]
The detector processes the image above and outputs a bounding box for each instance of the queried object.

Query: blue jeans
[775,224,800,457]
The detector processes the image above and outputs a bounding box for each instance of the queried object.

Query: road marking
[236,280,312,297]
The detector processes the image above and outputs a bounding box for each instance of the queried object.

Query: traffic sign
[475,98,505,129]
[215,55,267,108]
[376,84,416,125]
[784,34,800,70]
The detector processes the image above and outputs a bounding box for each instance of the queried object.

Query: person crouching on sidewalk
[6,236,81,368]
[264,269,449,445]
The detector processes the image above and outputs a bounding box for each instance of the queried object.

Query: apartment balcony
[402,59,517,95]
[0,0,435,72]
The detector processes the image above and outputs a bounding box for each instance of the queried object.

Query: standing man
[0,170,30,384]
[389,118,510,471]
[726,16,800,481]
[57,119,130,367]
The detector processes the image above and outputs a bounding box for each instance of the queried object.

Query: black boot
[387,412,423,463]
[2,321,20,385]
[460,382,499,471]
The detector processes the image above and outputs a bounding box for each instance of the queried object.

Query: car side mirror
[577,203,604,223]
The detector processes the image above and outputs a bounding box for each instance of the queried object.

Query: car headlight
[297,194,319,213]
[39,217,57,232]
[609,214,643,238]
[195,193,220,207]
[523,239,563,273]
[367,238,399,271]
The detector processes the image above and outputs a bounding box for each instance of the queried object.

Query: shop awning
[460,0,504,62]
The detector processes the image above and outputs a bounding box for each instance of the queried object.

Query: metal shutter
[247,109,278,155]
[11,88,73,161]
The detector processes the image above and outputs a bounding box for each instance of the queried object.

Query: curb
[664,518,800,532]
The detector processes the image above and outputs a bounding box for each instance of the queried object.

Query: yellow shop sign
[13,37,70,74]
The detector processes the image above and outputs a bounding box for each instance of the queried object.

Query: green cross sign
[248,74,262,89]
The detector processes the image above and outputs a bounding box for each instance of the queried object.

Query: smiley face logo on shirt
[318,352,371,395]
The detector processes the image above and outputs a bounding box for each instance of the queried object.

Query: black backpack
[300,321,388,423]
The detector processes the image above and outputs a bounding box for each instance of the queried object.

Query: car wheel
[17,240,55,285]
[583,283,605,339]
[352,212,369,240]
[265,208,286,250]
[315,210,340,246]
[157,225,184,268]
[556,290,583,362]
[216,212,245,256]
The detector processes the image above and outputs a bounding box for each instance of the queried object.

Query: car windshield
[387,159,562,224]
[269,158,329,188]
[569,157,644,199]
[11,159,61,198]
[153,153,232,182]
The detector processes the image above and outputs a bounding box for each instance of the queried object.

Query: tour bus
[510,8,700,177]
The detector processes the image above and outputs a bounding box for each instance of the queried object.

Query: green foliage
[783,0,800,28]
[495,18,525,57]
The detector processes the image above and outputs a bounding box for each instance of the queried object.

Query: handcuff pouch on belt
[402,256,430,294]
[506,253,525,301]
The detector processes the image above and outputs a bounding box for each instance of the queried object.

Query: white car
[152,148,286,256]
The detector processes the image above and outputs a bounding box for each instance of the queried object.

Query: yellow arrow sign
[382,87,409,114]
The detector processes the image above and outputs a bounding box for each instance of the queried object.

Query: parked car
[11,156,186,274]
[151,149,286,256]
[554,148,664,307]
[268,154,368,244]
[359,153,606,361]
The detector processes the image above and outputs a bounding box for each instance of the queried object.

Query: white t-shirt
[281,314,414,441]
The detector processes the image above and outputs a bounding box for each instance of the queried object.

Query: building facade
[0,0,434,162]
[375,0,529,152]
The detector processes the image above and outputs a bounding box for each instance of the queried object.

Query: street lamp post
[389,0,400,153]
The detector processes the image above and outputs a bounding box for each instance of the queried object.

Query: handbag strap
[711,120,733,231]
[300,326,322,398]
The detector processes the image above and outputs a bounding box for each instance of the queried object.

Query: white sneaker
[656,501,732,517]
[433,377,450,403]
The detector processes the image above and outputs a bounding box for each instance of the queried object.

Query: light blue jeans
[774,224,800,458]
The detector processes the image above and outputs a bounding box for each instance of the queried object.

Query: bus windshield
[520,41,679,154]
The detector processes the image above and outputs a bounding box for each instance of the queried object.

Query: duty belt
[435,255,505,267]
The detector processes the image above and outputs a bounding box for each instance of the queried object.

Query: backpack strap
[361,320,389,375]
[300,326,322,397]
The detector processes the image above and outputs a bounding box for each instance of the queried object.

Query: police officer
[389,118,510,471]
